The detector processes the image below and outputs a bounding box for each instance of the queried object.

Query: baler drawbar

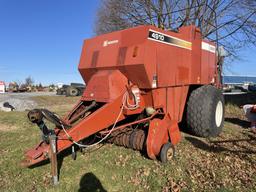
[22,25,224,184]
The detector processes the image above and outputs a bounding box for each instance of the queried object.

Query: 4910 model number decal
[150,32,165,41]
[148,29,192,50]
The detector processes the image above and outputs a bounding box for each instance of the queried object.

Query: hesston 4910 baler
[22,25,224,183]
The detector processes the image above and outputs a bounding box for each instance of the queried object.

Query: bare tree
[25,76,34,86]
[95,0,256,62]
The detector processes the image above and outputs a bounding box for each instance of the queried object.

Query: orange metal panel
[151,88,167,111]
[79,25,217,90]
[146,114,181,159]
[167,86,189,122]
[190,29,202,84]
[167,119,181,145]
[82,70,127,102]
[146,118,169,159]
[201,40,217,84]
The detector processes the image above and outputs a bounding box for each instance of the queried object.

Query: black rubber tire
[56,89,62,95]
[186,85,225,138]
[76,89,81,96]
[66,86,79,97]
[160,142,175,163]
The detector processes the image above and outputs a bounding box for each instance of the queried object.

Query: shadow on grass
[29,147,71,178]
[225,117,250,128]
[185,136,256,155]
[78,172,107,192]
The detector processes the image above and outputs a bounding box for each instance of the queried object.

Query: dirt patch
[0,98,37,112]
[0,92,57,112]
[0,124,18,132]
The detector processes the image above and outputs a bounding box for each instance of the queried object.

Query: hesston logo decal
[103,40,119,47]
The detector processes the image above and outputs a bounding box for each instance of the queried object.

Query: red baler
[22,25,224,175]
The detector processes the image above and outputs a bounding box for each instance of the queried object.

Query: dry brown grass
[0,124,18,132]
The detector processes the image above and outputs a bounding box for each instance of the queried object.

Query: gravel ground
[0,92,56,111]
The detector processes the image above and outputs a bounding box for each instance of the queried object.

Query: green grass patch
[0,97,255,191]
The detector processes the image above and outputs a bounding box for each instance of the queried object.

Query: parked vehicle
[56,83,85,96]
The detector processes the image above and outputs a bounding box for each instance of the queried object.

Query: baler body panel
[78,25,217,121]
[79,25,216,90]
[201,40,217,84]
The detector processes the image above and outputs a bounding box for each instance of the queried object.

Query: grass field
[0,96,256,192]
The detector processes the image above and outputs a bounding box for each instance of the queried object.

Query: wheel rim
[71,90,77,95]
[166,147,174,161]
[215,101,223,127]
